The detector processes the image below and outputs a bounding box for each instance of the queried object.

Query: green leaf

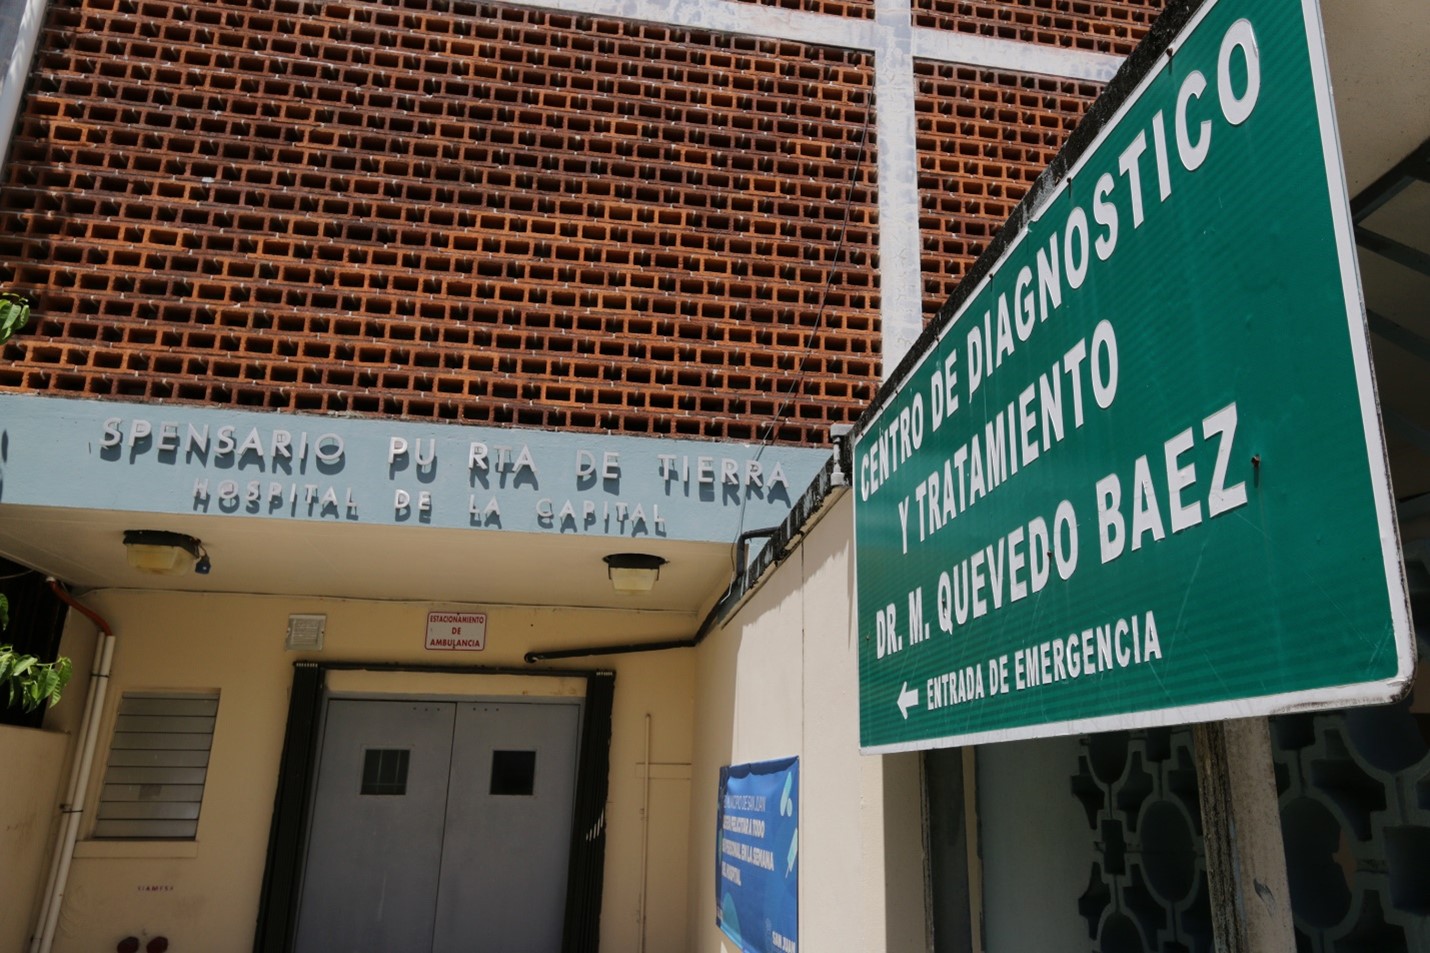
[0,292,30,346]
[53,657,73,700]
[0,593,9,630]
[0,641,73,711]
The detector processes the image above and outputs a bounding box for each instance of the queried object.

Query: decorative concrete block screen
[914,63,1102,320]
[725,0,875,21]
[913,0,1168,56]
[1073,700,1430,952]
[0,0,880,445]
[1072,728,1211,953]
[1273,704,1430,951]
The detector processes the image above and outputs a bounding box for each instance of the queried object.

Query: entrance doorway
[293,697,581,953]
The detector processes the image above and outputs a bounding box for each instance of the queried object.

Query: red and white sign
[425,611,487,652]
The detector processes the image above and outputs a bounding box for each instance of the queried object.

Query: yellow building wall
[0,724,69,952]
[688,494,927,953]
[31,590,694,953]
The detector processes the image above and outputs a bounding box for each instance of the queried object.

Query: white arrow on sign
[897,682,919,719]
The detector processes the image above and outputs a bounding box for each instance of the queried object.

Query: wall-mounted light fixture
[122,530,211,576]
[603,553,666,594]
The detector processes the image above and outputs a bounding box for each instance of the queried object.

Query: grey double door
[294,698,581,953]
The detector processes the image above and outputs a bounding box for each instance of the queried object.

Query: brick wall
[915,63,1102,318]
[913,0,1167,56]
[0,0,880,445]
[727,0,875,21]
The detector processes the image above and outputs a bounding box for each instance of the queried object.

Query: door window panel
[361,748,411,796]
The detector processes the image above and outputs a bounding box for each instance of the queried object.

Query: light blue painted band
[0,395,829,543]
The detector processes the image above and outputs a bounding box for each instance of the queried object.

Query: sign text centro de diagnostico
[854,0,1413,752]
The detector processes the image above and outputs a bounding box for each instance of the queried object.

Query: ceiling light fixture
[122,530,211,576]
[603,553,666,594]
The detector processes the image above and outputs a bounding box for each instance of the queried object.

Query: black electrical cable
[729,74,875,569]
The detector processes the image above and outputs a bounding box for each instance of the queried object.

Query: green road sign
[854,0,1414,753]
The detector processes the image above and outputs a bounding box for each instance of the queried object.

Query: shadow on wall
[884,750,928,952]
[689,587,746,951]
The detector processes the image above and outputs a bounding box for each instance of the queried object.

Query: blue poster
[716,757,799,953]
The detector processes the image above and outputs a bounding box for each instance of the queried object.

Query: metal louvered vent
[285,614,326,651]
[93,692,218,839]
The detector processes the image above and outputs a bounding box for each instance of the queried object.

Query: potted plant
[1,595,72,711]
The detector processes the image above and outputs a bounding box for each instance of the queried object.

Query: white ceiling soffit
[1323,0,1430,508]
[1321,0,1430,194]
[0,504,733,617]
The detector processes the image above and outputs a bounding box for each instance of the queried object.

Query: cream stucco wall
[0,723,68,952]
[688,493,928,953]
[25,589,694,953]
[3,595,102,952]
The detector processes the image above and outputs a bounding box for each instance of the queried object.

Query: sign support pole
[1192,717,1295,952]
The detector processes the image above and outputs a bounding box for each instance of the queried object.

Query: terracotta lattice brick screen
[0,0,880,445]
[724,0,874,21]
[913,0,1167,57]
[914,63,1102,319]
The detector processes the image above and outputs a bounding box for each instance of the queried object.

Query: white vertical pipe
[32,632,114,953]
[27,625,103,953]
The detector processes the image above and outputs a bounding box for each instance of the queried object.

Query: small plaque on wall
[424,611,487,651]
